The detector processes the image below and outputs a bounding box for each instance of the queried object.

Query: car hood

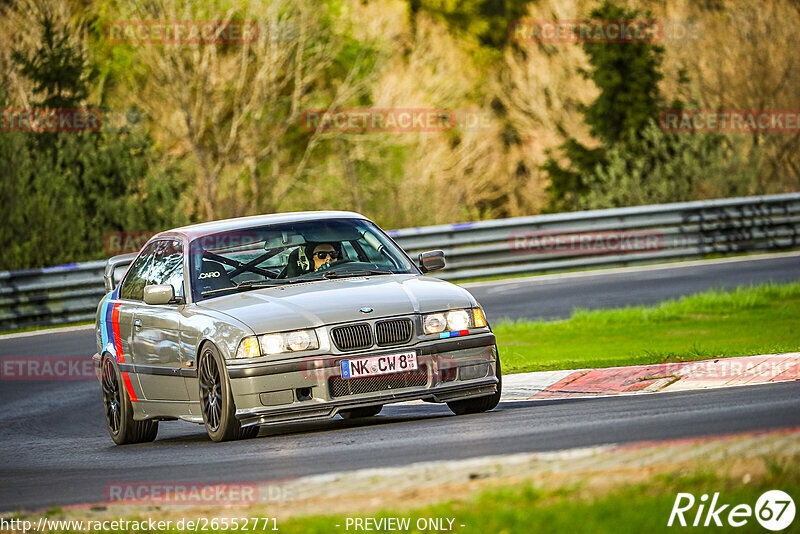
[196,274,475,334]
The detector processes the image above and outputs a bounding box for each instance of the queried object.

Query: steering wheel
[313,258,356,273]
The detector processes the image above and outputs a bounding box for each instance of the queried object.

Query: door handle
[133,318,142,329]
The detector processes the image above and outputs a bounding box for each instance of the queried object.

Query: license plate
[340,352,417,379]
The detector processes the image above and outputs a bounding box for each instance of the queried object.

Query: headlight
[260,334,284,355]
[423,313,447,334]
[258,329,319,355]
[423,308,488,336]
[286,330,313,351]
[446,310,470,331]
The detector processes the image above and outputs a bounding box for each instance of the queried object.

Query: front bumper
[227,333,499,427]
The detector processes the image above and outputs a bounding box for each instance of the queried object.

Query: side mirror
[143,284,178,305]
[418,250,445,273]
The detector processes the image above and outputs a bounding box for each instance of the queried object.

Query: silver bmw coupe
[94,212,501,444]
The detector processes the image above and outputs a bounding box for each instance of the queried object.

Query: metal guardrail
[0,261,107,331]
[2,193,799,331]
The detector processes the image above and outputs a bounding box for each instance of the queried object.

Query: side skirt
[133,398,200,422]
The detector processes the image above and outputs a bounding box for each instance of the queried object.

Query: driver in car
[309,242,341,271]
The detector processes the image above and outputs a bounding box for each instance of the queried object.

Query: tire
[340,405,383,419]
[101,355,158,445]
[198,343,259,442]
[447,354,502,416]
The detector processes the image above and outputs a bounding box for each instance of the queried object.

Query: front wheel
[101,356,158,445]
[447,356,502,416]
[198,344,258,442]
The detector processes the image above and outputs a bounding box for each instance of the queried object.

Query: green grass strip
[276,455,798,534]
[493,282,800,374]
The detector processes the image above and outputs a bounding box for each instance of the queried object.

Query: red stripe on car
[121,372,139,402]
[111,302,138,402]
[111,303,124,363]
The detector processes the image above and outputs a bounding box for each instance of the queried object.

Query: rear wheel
[447,355,502,415]
[198,344,258,442]
[101,356,158,445]
[340,405,383,419]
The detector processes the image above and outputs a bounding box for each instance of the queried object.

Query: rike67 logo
[668,490,795,530]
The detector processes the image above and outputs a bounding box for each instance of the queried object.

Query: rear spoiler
[103,253,137,291]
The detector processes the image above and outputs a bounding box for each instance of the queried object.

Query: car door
[130,239,190,401]
[114,241,162,402]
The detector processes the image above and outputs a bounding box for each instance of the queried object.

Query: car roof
[155,211,369,241]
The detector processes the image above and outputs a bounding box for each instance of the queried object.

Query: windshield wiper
[321,269,394,279]
[203,270,396,295]
[201,280,283,296]
[236,280,288,289]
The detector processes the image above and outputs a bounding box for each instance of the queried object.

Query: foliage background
[1,0,798,269]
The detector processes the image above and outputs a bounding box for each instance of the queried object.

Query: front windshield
[189,218,419,301]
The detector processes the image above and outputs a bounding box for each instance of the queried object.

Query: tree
[543,1,667,211]
[580,120,759,210]
[579,2,664,145]
[10,6,87,110]
[542,1,754,212]
[0,4,186,269]
[125,0,377,221]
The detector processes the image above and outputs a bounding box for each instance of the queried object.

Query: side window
[119,242,158,301]
[148,240,185,298]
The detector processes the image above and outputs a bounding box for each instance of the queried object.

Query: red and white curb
[502,352,800,400]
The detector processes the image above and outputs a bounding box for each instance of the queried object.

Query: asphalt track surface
[466,252,800,321]
[1,254,799,512]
